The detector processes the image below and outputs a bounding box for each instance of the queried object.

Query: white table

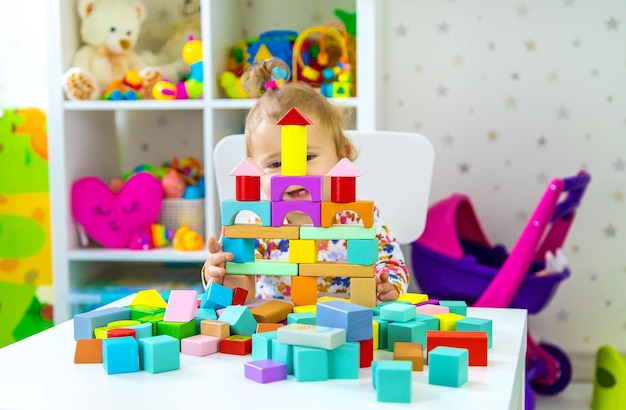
[0,296,527,409]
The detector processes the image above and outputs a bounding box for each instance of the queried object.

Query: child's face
[250,119,346,223]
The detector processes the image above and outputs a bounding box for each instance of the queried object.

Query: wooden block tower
[221,107,378,307]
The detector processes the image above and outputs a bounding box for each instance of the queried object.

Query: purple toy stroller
[411,171,591,409]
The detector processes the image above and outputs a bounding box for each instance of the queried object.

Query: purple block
[272,201,321,226]
[244,359,288,383]
[270,175,323,202]
[415,299,440,307]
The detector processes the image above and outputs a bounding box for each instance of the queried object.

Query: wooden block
[222,237,255,263]
[220,335,252,355]
[433,312,466,331]
[291,276,318,306]
[380,303,417,323]
[317,296,348,303]
[321,200,374,228]
[347,238,378,265]
[299,262,375,278]
[201,282,233,309]
[388,321,428,352]
[372,320,379,350]
[250,300,293,323]
[125,304,165,320]
[359,337,374,368]
[252,330,278,360]
[293,304,316,314]
[289,239,318,264]
[287,312,316,325]
[224,224,301,239]
[280,124,307,176]
[200,319,230,339]
[137,335,180,374]
[231,287,249,305]
[393,342,424,371]
[293,345,329,381]
[226,259,299,276]
[157,319,196,340]
[73,307,131,340]
[256,323,285,333]
[428,346,468,387]
[373,317,389,350]
[236,175,260,201]
[397,293,429,305]
[164,289,198,322]
[300,225,376,240]
[74,339,103,364]
[270,339,294,375]
[221,199,271,226]
[271,175,322,201]
[218,305,258,336]
[272,200,321,227]
[223,274,256,301]
[277,323,346,350]
[181,334,220,356]
[330,177,356,203]
[350,276,377,308]
[316,300,373,342]
[426,330,488,366]
[414,314,440,332]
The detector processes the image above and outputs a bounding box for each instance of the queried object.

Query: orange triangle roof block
[326,158,362,177]
[229,157,265,176]
[276,107,312,126]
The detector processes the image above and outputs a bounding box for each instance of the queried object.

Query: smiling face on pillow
[71,172,163,248]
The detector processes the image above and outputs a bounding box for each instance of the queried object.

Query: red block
[359,337,374,368]
[107,328,137,339]
[220,335,252,355]
[236,176,260,201]
[231,287,249,306]
[426,331,488,366]
[330,177,356,203]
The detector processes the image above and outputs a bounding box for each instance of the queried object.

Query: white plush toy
[62,0,162,100]
[138,0,201,82]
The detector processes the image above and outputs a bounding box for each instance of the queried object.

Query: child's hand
[376,271,399,302]
[203,234,233,285]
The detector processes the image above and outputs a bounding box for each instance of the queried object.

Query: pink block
[416,304,450,315]
[164,290,199,322]
[181,335,220,356]
[270,175,323,202]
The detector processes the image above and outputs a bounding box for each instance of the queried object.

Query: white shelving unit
[46,0,383,323]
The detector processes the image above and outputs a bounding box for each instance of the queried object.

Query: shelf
[68,248,206,263]
[63,100,206,111]
[209,97,360,110]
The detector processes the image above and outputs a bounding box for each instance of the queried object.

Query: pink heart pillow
[71,172,163,248]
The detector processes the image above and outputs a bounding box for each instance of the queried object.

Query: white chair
[213,130,435,245]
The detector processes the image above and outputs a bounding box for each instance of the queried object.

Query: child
[202,58,409,302]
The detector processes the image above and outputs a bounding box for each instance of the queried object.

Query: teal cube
[328,342,359,379]
[102,336,139,374]
[201,282,234,309]
[293,345,329,382]
[456,317,493,348]
[222,237,255,263]
[219,305,257,336]
[347,238,378,265]
[373,317,389,350]
[287,312,316,325]
[415,313,439,331]
[380,303,417,323]
[221,199,271,226]
[388,320,427,352]
[271,339,294,375]
[374,360,412,403]
[428,346,468,387]
[138,335,180,374]
[252,331,277,360]
[194,307,218,333]
[439,300,467,316]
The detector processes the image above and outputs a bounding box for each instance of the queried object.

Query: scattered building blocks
[222,237,255,263]
[372,320,380,350]
[373,360,412,403]
[359,337,374,368]
[74,339,103,364]
[316,300,373,342]
[200,319,230,339]
[293,345,329,382]
[201,282,234,309]
[328,341,360,379]
[456,317,493,348]
[428,346,468,387]
[130,289,167,308]
[270,339,294,375]
[397,293,429,304]
[124,322,154,339]
[293,304,316,314]
[250,300,294,323]
[414,313,440,332]
[387,320,427,352]
[277,323,346,350]
[347,238,378,265]
[181,334,220,356]
[426,330,488,366]
[439,300,468,316]
[107,328,136,339]
[287,312,316,325]
[252,330,277,360]
[102,336,139,375]
[164,289,198,322]
[380,302,417,323]
[138,335,180,373]
[433,312,466,331]
[138,312,165,336]
[223,275,256,302]
[291,276,319,306]
[218,305,258,336]
[393,342,424,371]
[73,307,131,340]
[256,323,284,333]
[157,319,196,341]
[220,335,252,355]
[416,304,449,315]
[245,359,288,383]
[231,287,249,305]
[125,304,165,320]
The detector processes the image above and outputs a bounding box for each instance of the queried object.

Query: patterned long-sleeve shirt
[202,206,409,300]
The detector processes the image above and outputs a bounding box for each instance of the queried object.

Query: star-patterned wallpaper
[1,0,624,379]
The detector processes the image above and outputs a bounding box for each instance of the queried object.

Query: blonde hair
[241,58,357,161]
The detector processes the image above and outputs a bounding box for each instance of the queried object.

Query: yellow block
[131,289,167,308]
[107,320,141,329]
[372,320,379,350]
[317,296,349,303]
[289,240,318,264]
[281,125,307,176]
[433,312,466,331]
[94,326,109,339]
[397,293,429,304]
[293,304,316,314]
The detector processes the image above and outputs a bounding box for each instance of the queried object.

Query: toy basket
[157,198,205,239]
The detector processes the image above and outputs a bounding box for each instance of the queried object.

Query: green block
[271,339,294,375]
[293,345,329,382]
[226,259,298,276]
[252,331,277,361]
[374,360,412,403]
[380,303,417,323]
[428,346,468,387]
[439,300,467,316]
[328,342,359,379]
[126,304,165,320]
[373,317,389,350]
[347,238,378,265]
[415,313,439,331]
[219,305,257,336]
[138,335,180,374]
[287,312,316,325]
[138,312,165,336]
[456,317,493,348]
[387,320,427,352]
[299,225,376,240]
[157,319,196,341]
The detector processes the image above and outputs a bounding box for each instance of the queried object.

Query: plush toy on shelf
[152,36,203,100]
[62,0,163,101]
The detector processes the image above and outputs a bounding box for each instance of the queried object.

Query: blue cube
[138,335,180,374]
[428,346,468,387]
[316,300,372,342]
[102,336,138,374]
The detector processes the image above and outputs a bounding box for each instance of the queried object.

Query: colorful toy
[161,168,187,198]
[71,172,163,249]
[172,224,203,251]
[103,70,143,100]
[62,0,163,100]
[591,345,626,409]
[411,171,591,407]
[152,36,203,100]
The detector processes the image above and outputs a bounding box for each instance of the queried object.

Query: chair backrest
[213,130,435,244]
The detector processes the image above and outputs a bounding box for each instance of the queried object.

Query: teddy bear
[138,0,201,82]
[62,0,163,100]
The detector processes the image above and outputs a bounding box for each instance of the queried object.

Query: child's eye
[267,161,281,169]
[306,154,316,161]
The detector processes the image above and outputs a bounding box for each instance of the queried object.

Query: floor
[535,382,593,409]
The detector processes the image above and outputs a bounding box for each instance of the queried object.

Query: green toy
[591,345,626,409]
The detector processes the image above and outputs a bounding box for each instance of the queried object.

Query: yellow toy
[172,224,203,251]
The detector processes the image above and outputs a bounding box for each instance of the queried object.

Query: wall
[1,0,624,379]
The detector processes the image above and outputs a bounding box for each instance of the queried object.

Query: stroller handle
[551,171,591,222]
